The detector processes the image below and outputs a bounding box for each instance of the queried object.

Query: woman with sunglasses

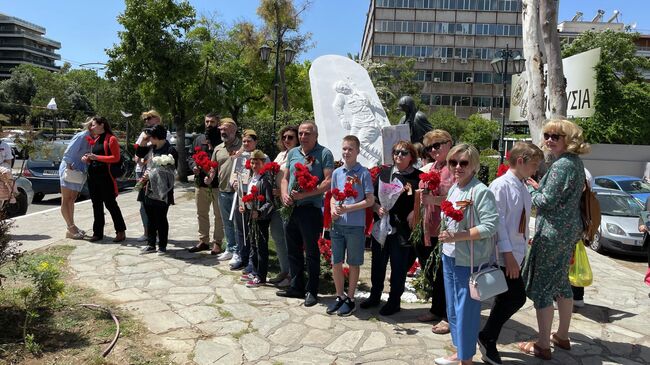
[435,143,498,365]
[360,141,421,316]
[414,130,455,334]
[268,125,299,287]
[518,119,590,361]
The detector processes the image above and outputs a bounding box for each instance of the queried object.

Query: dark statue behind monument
[398,95,433,144]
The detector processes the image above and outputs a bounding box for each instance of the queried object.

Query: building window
[452,96,471,106]
[493,96,511,108]
[421,94,432,105]
[432,95,452,106]
[453,72,473,83]
[472,96,492,107]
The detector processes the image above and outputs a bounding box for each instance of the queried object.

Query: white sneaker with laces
[217,251,233,261]
[137,235,148,242]
[228,253,241,266]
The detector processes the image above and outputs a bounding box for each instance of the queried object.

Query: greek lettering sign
[510,47,600,121]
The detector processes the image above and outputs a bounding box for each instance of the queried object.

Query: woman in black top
[136,125,178,254]
[361,140,421,316]
[83,116,126,242]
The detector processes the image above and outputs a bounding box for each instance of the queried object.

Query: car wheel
[589,231,605,253]
[33,192,45,203]
[2,188,28,218]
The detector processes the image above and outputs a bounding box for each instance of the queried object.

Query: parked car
[589,187,647,257]
[22,140,136,202]
[2,176,33,218]
[594,175,650,206]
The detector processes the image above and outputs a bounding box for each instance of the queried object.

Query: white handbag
[468,190,508,302]
[63,167,86,185]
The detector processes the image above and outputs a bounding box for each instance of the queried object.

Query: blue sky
[1,0,648,69]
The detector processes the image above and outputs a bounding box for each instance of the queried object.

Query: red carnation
[194,146,202,152]
[419,170,441,193]
[496,163,509,177]
[256,195,265,203]
[441,200,464,222]
[245,159,251,169]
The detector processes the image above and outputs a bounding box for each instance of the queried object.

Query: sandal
[417,312,441,322]
[518,341,551,360]
[431,320,450,334]
[210,243,223,255]
[551,333,571,350]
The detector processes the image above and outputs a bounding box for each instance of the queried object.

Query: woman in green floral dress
[519,119,590,361]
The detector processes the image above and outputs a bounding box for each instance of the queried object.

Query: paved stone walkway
[12,185,650,364]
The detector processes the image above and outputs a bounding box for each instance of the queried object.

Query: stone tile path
[12,186,650,364]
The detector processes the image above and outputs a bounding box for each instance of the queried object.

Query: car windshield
[618,179,650,194]
[597,194,644,217]
[30,140,68,162]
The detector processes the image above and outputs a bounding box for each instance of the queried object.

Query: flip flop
[518,341,551,360]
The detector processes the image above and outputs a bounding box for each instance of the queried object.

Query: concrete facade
[0,12,61,79]
[360,0,523,120]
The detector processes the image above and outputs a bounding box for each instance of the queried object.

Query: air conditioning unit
[433,77,441,82]
[465,76,474,83]
[440,58,448,64]
[460,58,469,64]
[417,57,425,62]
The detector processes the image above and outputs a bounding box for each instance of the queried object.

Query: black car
[23,140,136,202]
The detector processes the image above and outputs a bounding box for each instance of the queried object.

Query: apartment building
[0,13,61,79]
[361,0,523,121]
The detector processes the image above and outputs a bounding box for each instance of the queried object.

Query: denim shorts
[330,223,365,266]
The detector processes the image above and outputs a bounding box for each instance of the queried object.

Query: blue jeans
[330,223,365,266]
[270,211,289,274]
[218,192,237,253]
[136,170,148,229]
[442,254,481,361]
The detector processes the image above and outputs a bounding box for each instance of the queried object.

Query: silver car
[590,187,647,257]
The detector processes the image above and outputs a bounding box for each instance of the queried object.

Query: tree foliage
[563,30,650,145]
[427,108,466,143]
[363,58,421,123]
[460,114,500,150]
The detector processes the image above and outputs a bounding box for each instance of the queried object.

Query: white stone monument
[309,55,391,166]
[381,124,411,165]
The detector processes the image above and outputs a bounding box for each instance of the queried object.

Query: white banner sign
[510,47,601,121]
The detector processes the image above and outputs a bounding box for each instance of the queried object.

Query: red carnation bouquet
[441,200,464,222]
[419,170,441,194]
[331,182,359,206]
[318,236,349,279]
[260,161,282,207]
[410,170,442,245]
[192,146,219,174]
[242,185,266,242]
[280,162,319,221]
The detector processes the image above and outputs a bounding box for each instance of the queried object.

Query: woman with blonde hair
[519,119,590,360]
[435,143,498,365]
[59,119,93,239]
[415,129,455,334]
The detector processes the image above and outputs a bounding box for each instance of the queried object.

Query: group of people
[59,111,177,251]
[60,112,598,364]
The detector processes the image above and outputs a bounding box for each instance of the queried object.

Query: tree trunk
[540,0,567,118]
[522,0,546,146]
[171,95,188,183]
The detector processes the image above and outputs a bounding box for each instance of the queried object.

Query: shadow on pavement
[573,303,636,323]
[12,234,52,241]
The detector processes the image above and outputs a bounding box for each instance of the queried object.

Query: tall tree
[522,0,546,146]
[106,0,200,181]
[540,0,566,118]
[0,66,37,124]
[257,0,312,113]
[362,58,420,123]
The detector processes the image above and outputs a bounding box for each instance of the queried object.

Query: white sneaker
[228,253,241,266]
[136,235,148,242]
[217,251,233,261]
[573,299,585,308]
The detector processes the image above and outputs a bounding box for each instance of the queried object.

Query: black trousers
[480,266,527,342]
[250,219,271,282]
[88,171,126,238]
[369,234,413,306]
[409,238,447,319]
[144,203,169,249]
[286,205,323,295]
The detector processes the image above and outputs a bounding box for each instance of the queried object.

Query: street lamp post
[454,97,470,117]
[491,44,525,164]
[259,41,296,153]
[79,62,107,112]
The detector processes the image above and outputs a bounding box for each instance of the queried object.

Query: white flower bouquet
[371,178,404,246]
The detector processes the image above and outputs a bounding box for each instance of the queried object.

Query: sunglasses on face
[392,149,410,157]
[543,133,564,142]
[282,134,295,141]
[425,141,449,152]
[448,159,470,168]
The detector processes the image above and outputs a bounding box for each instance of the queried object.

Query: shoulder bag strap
[470,187,475,273]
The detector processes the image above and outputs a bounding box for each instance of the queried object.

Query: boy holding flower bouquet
[327,135,375,316]
[238,150,275,287]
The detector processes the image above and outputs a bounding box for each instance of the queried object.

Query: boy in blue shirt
[327,135,375,316]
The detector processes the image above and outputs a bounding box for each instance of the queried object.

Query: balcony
[0,29,61,48]
[0,14,46,34]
